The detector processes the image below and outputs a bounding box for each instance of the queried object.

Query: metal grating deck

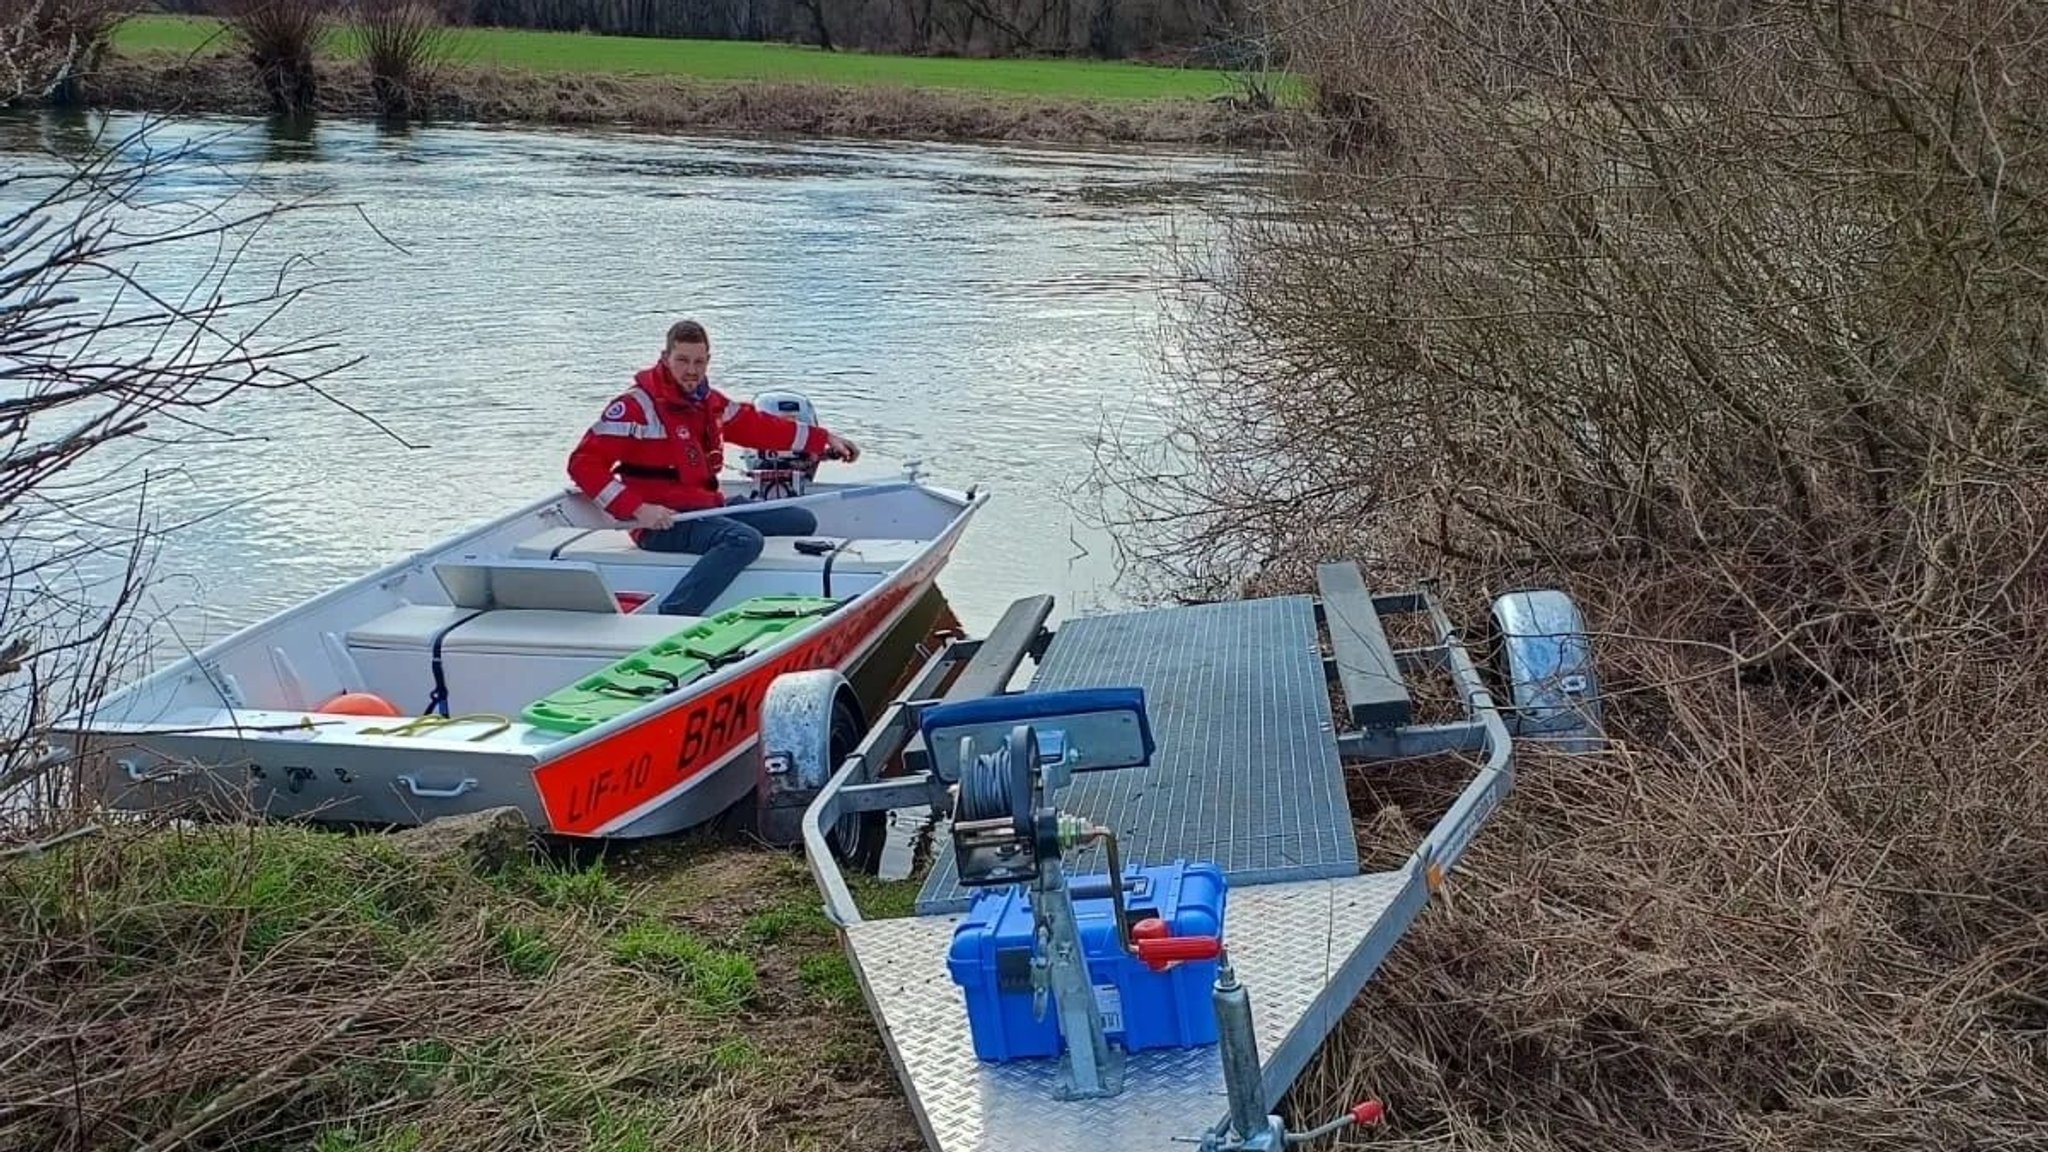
[915,596,1360,915]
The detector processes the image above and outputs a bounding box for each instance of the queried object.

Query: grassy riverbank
[1,815,926,1151]
[88,14,1294,146]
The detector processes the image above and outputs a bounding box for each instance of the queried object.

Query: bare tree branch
[0,113,409,840]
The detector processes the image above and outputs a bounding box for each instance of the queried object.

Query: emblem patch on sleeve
[604,400,628,420]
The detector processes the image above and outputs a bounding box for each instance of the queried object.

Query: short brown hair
[666,319,709,349]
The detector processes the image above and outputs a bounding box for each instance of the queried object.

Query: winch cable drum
[952,724,1037,835]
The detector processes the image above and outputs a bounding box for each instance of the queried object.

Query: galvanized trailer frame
[757,567,1603,1152]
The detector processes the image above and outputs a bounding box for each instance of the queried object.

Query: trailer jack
[1197,954,1385,1151]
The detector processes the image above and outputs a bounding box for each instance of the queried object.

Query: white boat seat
[347,605,699,658]
[512,527,926,574]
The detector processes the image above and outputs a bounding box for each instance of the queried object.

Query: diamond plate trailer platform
[754,569,1605,1152]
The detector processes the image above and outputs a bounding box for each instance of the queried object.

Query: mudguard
[1489,588,1605,753]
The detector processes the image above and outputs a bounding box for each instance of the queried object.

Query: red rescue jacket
[567,361,831,519]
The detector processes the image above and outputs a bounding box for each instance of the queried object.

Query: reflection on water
[0,109,1256,673]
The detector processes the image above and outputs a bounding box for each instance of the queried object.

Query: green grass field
[113,14,1267,102]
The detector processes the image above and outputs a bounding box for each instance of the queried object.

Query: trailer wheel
[756,668,884,874]
[824,693,886,876]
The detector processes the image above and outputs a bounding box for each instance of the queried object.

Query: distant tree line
[153,0,1264,60]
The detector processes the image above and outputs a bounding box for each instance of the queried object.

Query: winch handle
[1131,918,1223,971]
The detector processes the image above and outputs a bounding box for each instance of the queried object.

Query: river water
[0,109,1258,673]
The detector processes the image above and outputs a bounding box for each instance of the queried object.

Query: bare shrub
[1126,0,2048,664]
[0,119,358,843]
[1087,0,2048,1143]
[352,0,454,118]
[0,0,133,105]
[223,0,328,115]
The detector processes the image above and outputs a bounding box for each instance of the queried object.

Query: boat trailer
[755,565,1604,1152]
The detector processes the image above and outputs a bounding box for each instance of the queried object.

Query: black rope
[423,609,490,717]
[957,741,1016,823]
[682,645,751,672]
[820,538,853,599]
[548,528,598,560]
[594,682,663,700]
[597,665,690,699]
[739,601,837,620]
[635,667,683,692]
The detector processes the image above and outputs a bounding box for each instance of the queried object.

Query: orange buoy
[318,691,403,717]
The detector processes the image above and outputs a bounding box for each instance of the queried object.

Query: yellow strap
[449,714,513,742]
[360,715,445,738]
[360,713,512,741]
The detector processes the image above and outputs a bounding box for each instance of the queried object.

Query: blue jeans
[636,504,820,616]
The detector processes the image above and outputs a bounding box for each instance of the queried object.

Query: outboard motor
[740,390,823,501]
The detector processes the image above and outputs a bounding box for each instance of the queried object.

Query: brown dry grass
[1084,0,2048,1146]
[1289,602,2048,1149]
[0,818,924,1151]
[78,46,1291,146]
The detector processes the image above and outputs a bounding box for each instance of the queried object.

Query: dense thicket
[1088,1,2048,1146]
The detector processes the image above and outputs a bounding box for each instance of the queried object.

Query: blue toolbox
[946,858,1228,1063]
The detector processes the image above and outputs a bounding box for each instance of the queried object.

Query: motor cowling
[740,390,823,500]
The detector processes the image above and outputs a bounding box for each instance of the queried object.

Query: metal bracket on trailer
[1313,567,1607,760]
[901,593,1057,777]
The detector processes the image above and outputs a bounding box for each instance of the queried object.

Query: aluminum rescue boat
[52,398,984,846]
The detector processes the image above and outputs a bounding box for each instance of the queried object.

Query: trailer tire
[824,693,886,876]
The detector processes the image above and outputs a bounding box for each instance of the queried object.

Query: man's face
[664,340,710,389]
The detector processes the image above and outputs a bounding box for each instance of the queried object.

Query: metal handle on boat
[119,758,183,783]
[396,774,478,799]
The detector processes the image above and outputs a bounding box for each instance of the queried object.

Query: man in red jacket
[567,319,861,616]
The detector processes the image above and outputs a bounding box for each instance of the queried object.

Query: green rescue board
[521,594,839,734]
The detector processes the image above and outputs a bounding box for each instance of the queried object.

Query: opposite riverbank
[84,15,1299,147]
